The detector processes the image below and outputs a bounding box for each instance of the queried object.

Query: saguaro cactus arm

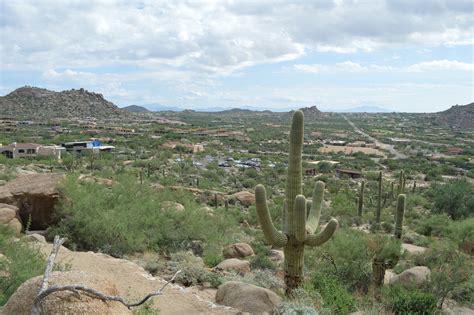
[306,180,325,233]
[294,195,307,242]
[305,218,338,247]
[255,184,288,247]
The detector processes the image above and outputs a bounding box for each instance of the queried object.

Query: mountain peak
[0,86,127,119]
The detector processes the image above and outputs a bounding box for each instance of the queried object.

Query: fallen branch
[31,235,181,315]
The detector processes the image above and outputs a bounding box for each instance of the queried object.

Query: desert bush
[428,179,474,220]
[414,240,472,307]
[307,272,355,315]
[414,214,451,237]
[383,285,437,315]
[0,225,46,306]
[275,287,323,315]
[49,174,240,257]
[307,228,372,292]
[203,253,224,268]
[249,241,275,270]
[167,251,223,287]
[444,217,474,252]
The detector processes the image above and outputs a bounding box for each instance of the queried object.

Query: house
[0,143,65,159]
[61,140,114,154]
[336,168,362,179]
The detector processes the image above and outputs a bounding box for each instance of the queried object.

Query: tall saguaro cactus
[394,194,406,239]
[358,181,365,217]
[376,171,383,224]
[255,110,338,295]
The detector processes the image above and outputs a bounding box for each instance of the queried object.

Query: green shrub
[429,179,474,220]
[383,285,437,315]
[203,254,224,268]
[307,228,371,292]
[415,240,472,306]
[307,272,355,314]
[0,226,46,306]
[49,174,240,257]
[444,217,474,252]
[415,214,451,237]
[167,252,223,287]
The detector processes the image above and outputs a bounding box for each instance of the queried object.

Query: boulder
[1,270,131,315]
[232,191,255,207]
[151,183,165,192]
[389,266,430,287]
[215,259,251,274]
[401,243,428,255]
[160,201,185,212]
[7,218,22,235]
[222,243,254,259]
[21,233,46,243]
[199,206,214,216]
[0,207,16,224]
[216,281,281,314]
[78,175,114,186]
[0,173,65,230]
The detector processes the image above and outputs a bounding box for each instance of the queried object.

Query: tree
[431,179,474,220]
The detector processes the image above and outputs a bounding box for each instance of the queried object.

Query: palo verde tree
[255,110,338,295]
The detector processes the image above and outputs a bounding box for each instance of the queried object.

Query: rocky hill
[0,86,128,119]
[286,105,323,121]
[437,103,474,130]
[122,105,150,113]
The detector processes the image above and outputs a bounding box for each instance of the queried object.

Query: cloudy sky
[0,0,473,112]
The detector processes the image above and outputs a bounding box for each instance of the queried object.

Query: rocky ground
[5,238,239,315]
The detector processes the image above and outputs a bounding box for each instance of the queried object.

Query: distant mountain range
[0,86,127,119]
[1,87,472,129]
[333,106,394,113]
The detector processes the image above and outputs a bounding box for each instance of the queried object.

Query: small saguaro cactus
[358,181,365,217]
[255,110,338,295]
[394,194,406,239]
[397,170,406,195]
[372,193,406,287]
[369,171,388,225]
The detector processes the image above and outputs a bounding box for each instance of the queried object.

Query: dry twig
[31,235,181,315]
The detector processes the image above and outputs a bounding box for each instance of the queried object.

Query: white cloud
[406,60,474,72]
[294,60,472,74]
[1,0,472,74]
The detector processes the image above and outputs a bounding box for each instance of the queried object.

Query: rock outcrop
[216,281,281,314]
[214,259,251,274]
[231,191,255,207]
[222,243,254,259]
[0,173,65,230]
[389,266,431,287]
[2,270,131,315]
[0,86,128,119]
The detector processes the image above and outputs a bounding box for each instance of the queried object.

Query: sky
[0,0,473,112]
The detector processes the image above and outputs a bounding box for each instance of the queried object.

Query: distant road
[342,115,407,159]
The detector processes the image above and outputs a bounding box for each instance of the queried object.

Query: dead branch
[31,234,181,315]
